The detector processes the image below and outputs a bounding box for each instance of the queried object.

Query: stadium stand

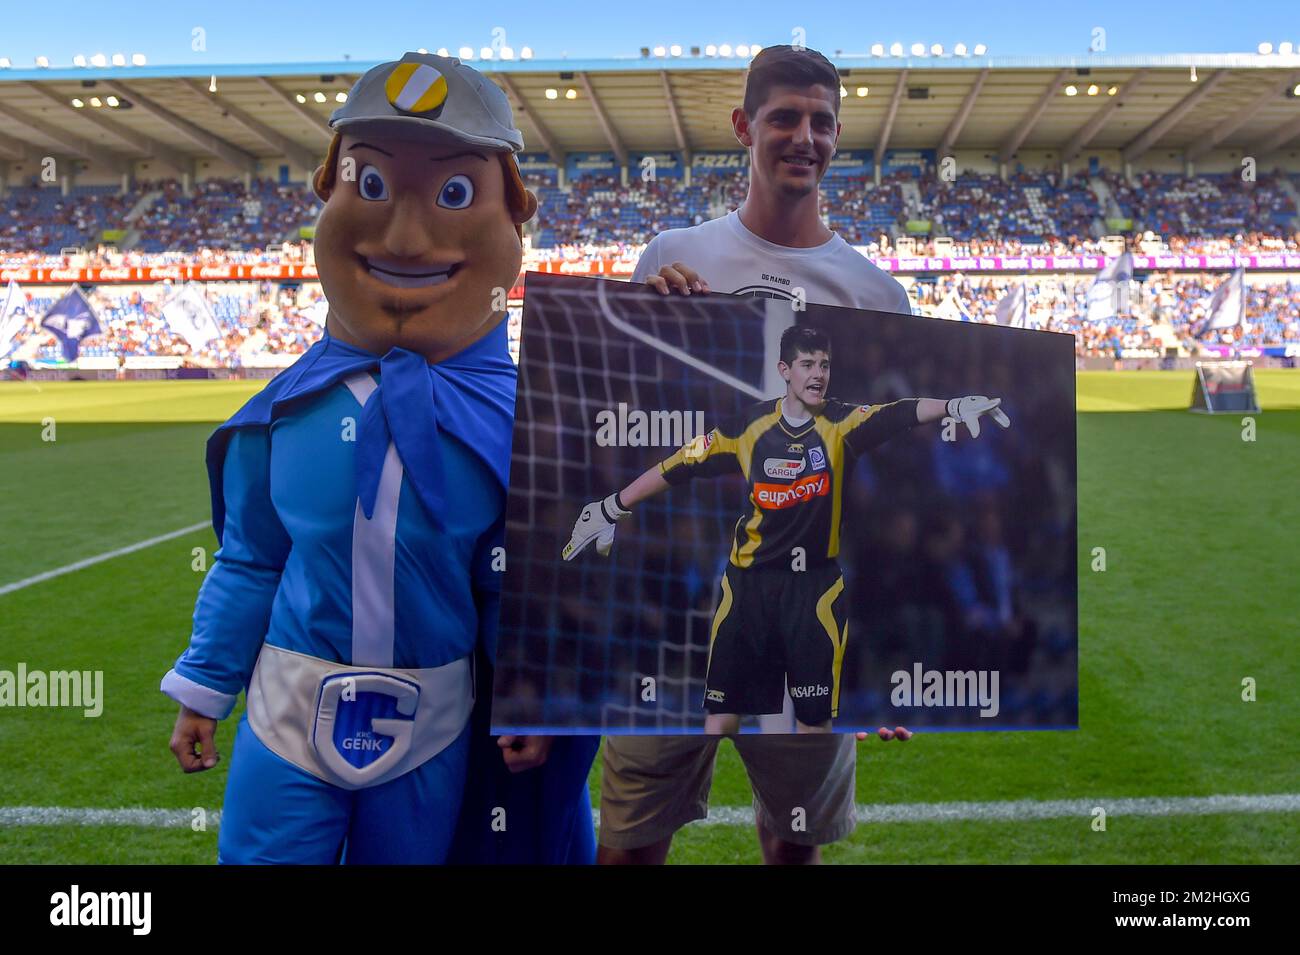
[4,160,1297,260]
[1,158,1297,363]
[130,178,321,252]
[1,178,320,256]
[0,184,135,254]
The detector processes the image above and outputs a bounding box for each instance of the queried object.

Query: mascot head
[312,51,537,362]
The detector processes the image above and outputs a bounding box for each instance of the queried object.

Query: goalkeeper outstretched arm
[560,467,668,561]
[934,395,1011,438]
[906,396,1011,431]
[561,395,1010,561]
[562,408,742,561]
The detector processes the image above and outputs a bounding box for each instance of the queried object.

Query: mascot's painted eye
[437,174,474,210]
[359,165,388,201]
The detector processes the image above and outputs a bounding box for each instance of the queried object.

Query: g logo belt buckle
[311,672,420,788]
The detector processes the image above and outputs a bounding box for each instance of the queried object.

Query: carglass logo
[763,457,805,480]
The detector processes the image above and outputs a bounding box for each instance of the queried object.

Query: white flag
[1086,252,1134,323]
[1193,268,1244,338]
[162,282,222,350]
[1,280,30,359]
[995,283,1027,327]
[934,289,972,322]
[306,297,330,327]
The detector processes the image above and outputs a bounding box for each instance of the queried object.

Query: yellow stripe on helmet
[384,62,449,114]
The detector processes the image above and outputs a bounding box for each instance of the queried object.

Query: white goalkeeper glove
[562,492,632,561]
[945,396,1011,439]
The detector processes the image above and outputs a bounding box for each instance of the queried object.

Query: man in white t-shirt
[633,183,911,314]
[599,44,912,866]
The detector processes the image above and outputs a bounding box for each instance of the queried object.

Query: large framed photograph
[491,272,1077,735]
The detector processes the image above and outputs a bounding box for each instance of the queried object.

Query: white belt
[246,643,473,791]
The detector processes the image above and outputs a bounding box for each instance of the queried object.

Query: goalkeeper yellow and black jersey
[658,397,919,569]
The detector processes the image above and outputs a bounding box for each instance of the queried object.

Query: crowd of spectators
[1,177,320,256]
[130,178,321,252]
[530,173,713,248]
[4,164,1297,264]
[1105,170,1296,237]
[0,184,135,255]
[910,272,1300,355]
[906,169,1096,244]
[3,162,1299,364]
[6,282,325,365]
[5,270,1295,366]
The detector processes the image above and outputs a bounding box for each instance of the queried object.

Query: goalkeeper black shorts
[702,561,848,724]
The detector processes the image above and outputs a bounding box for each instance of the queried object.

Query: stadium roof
[2,52,1300,176]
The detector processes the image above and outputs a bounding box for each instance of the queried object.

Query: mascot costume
[162,51,599,864]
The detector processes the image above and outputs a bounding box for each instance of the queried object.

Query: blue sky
[0,0,1296,65]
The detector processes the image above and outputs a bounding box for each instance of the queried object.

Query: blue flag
[41,287,102,361]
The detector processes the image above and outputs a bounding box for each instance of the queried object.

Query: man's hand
[498,735,554,773]
[644,261,710,296]
[855,726,914,742]
[562,492,631,561]
[945,395,1012,439]
[170,705,220,772]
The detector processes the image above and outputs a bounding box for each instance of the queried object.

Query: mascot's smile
[362,256,462,289]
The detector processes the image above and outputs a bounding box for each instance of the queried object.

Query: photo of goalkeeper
[563,324,1011,733]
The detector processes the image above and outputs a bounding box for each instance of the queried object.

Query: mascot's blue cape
[205,319,599,864]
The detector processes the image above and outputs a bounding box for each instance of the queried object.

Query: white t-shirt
[630,209,912,315]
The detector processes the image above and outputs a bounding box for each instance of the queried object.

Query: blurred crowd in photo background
[832,325,1076,728]
[2,160,1299,364]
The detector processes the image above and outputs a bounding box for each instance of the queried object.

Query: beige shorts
[599,733,856,849]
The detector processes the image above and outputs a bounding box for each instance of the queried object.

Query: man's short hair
[780,325,831,365]
[743,45,842,119]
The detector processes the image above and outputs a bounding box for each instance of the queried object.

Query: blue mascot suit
[161,49,598,863]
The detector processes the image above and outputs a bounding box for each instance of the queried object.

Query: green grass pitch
[0,371,1297,864]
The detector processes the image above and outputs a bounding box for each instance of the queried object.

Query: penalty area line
[0,521,211,597]
[1,794,1297,830]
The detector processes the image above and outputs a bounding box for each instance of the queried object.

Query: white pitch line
[698,793,1300,826]
[2,794,1296,830]
[0,521,210,596]
[0,808,223,828]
